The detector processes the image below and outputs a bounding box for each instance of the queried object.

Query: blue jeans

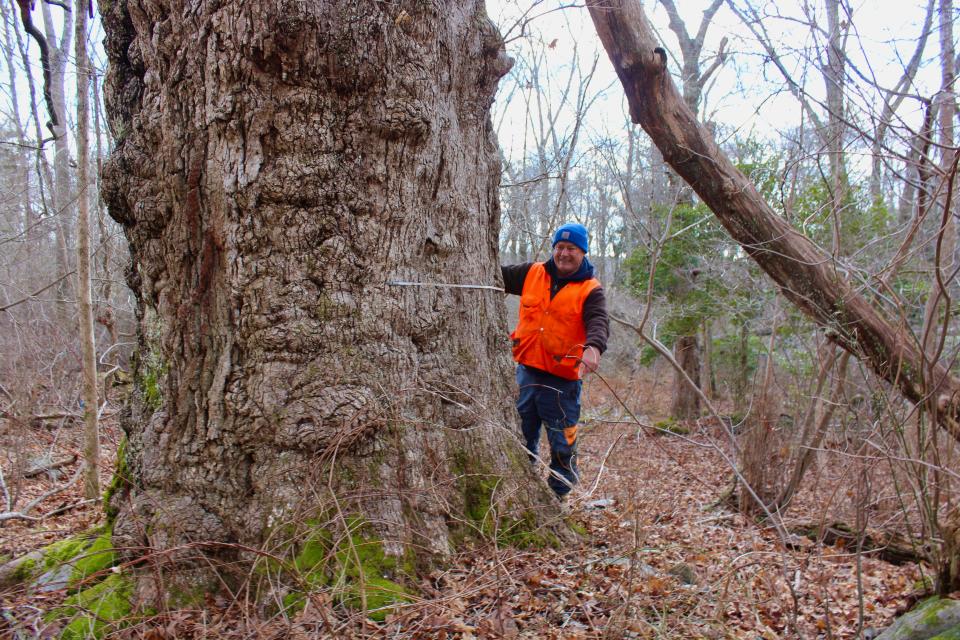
[515,365,581,497]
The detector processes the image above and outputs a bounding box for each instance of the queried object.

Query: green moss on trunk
[282,517,415,621]
[103,437,128,522]
[451,450,561,550]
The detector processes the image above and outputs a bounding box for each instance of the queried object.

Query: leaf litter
[0,371,930,638]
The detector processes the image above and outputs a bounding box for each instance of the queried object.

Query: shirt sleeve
[583,286,610,354]
[500,263,534,296]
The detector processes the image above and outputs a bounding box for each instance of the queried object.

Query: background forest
[2,0,960,638]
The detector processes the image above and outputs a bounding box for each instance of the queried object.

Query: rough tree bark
[587,1,960,437]
[99,0,556,601]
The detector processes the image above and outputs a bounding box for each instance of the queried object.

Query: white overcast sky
[487,0,943,163]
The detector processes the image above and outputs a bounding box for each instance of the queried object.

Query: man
[501,222,610,499]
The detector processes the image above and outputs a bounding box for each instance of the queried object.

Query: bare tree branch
[0,269,76,312]
[0,465,81,525]
[587,0,960,440]
[725,0,827,134]
[13,0,61,130]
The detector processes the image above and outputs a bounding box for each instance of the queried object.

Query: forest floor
[0,369,934,639]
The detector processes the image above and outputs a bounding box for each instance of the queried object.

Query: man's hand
[580,345,600,374]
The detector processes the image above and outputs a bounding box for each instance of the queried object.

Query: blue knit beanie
[552,222,589,253]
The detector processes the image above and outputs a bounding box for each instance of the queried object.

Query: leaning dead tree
[587,0,960,438]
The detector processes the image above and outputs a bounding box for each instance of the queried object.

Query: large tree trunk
[588,0,960,439]
[99,0,555,602]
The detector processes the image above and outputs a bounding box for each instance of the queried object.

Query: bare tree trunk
[869,0,935,201]
[671,334,700,419]
[701,319,716,400]
[74,0,99,500]
[885,104,935,283]
[775,349,850,511]
[91,66,121,354]
[99,0,559,601]
[658,0,727,419]
[823,0,848,225]
[927,0,960,594]
[734,320,749,414]
[819,0,852,261]
[12,4,56,271]
[738,311,780,513]
[588,0,960,440]
[1,8,33,249]
[921,0,958,372]
[40,0,74,316]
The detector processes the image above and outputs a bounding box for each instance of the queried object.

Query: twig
[585,433,625,498]
[42,498,97,518]
[0,269,77,313]
[24,454,77,478]
[0,466,82,525]
[609,314,791,542]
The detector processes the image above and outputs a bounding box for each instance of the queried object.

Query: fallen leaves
[0,372,930,639]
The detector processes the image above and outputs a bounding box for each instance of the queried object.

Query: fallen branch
[30,412,80,422]
[787,521,925,566]
[23,454,77,478]
[42,497,97,518]
[0,466,82,526]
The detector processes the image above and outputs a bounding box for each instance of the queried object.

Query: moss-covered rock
[49,572,133,640]
[68,530,116,587]
[11,554,39,582]
[1,527,118,594]
[43,537,89,569]
[930,628,960,640]
[876,596,960,640]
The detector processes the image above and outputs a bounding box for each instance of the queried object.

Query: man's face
[553,241,585,277]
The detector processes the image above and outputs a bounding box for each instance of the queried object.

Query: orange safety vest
[511,263,600,380]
